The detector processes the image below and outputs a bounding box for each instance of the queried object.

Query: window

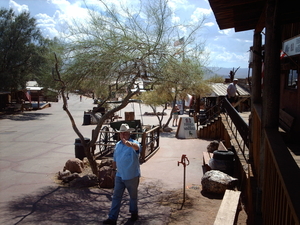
[287,69,298,89]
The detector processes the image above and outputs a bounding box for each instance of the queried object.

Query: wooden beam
[214,190,241,225]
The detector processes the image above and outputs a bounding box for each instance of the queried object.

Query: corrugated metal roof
[209,83,250,97]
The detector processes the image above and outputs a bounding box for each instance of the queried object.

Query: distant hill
[205,67,250,79]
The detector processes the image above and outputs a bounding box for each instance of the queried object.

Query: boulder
[201,170,238,194]
[62,173,80,183]
[57,170,71,180]
[98,166,115,188]
[69,174,98,188]
[207,140,219,153]
[99,158,113,167]
[64,158,84,173]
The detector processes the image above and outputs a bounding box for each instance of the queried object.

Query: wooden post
[252,32,262,104]
[260,0,281,208]
[141,132,146,162]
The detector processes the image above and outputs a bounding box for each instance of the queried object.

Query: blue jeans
[108,176,139,221]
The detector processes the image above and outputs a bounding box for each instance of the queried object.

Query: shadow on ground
[0,112,52,121]
[160,131,176,138]
[2,182,172,225]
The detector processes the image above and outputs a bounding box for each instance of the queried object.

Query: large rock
[99,158,114,167]
[98,166,115,188]
[207,140,219,153]
[64,158,84,173]
[62,173,80,183]
[57,170,71,180]
[201,170,238,194]
[69,174,98,188]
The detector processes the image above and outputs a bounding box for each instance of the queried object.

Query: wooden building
[207,0,300,224]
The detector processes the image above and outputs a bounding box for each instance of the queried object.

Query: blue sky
[0,0,254,71]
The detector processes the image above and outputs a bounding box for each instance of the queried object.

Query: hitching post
[178,154,189,209]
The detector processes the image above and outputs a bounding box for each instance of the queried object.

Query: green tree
[0,8,50,93]
[140,55,211,129]
[54,0,209,175]
[138,85,173,128]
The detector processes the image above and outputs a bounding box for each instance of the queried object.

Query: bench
[203,151,213,171]
[279,108,294,133]
[214,189,241,225]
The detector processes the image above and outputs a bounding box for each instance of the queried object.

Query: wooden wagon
[92,120,160,163]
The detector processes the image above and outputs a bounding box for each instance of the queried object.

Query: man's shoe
[103,218,116,225]
[131,213,139,221]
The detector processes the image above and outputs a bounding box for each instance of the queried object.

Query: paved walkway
[0,94,211,224]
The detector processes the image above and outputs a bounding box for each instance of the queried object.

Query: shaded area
[0,112,52,121]
[160,131,176,138]
[3,182,173,225]
[280,132,300,156]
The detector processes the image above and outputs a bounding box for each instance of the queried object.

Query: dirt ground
[56,167,248,225]
[158,184,248,225]
[54,155,250,225]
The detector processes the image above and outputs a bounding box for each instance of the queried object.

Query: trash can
[74,137,90,160]
[83,114,91,125]
[209,150,235,175]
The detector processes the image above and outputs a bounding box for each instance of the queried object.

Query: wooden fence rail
[262,128,300,225]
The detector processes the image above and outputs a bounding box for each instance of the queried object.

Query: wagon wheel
[98,126,117,155]
[98,126,109,154]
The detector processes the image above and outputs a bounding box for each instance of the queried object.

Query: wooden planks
[279,109,294,132]
[203,152,213,165]
[218,141,228,151]
[214,190,241,225]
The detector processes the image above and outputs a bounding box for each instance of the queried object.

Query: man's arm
[123,139,140,151]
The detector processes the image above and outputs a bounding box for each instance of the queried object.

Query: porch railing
[222,98,250,160]
[262,128,300,225]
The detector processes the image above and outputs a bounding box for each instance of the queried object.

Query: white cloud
[219,28,233,36]
[0,0,254,68]
[190,7,211,24]
[172,16,181,24]
[35,12,62,38]
[9,0,28,13]
[50,0,89,21]
[204,22,214,27]
[168,0,188,11]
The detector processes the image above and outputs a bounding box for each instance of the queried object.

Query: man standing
[172,104,180,126]
[103,124,141,225]
[227,78,239,106]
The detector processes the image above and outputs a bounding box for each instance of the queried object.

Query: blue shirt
[114,138,141,180]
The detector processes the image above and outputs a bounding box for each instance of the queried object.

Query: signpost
[176,117,197,139]
[283,34,300,57]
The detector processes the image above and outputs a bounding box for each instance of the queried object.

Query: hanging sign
[283,34,300,57]
[176,117,197,139]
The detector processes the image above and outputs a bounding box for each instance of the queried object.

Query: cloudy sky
[0,0,254,71]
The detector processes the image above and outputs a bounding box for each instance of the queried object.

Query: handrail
[197,101,222,127]
[222,98,250,159]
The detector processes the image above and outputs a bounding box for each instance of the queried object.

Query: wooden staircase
[198,115,224,140]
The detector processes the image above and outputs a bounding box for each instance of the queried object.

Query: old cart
[92,119,160,163]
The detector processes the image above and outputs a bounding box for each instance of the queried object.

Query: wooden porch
[197,98,300,224]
